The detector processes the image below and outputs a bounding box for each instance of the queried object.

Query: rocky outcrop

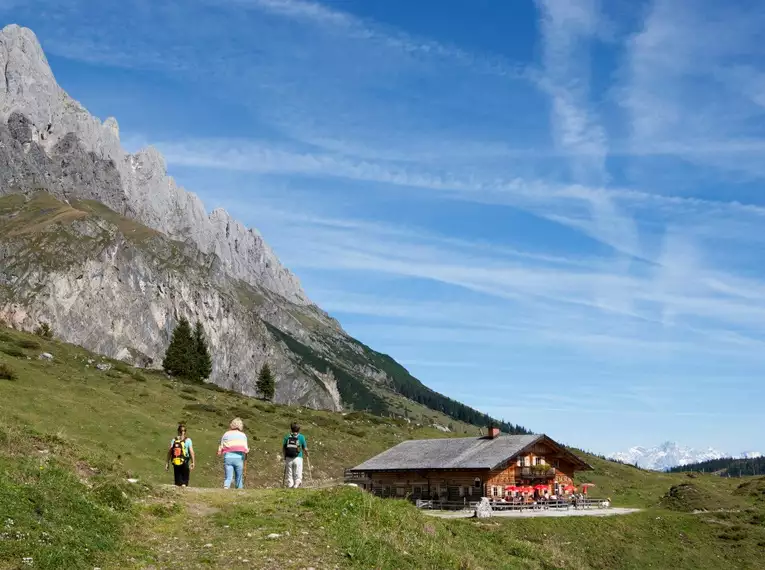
[0,24,309,305]
[0,190,343,410]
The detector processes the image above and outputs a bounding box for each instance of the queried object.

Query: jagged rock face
[0,24,350,411]
[0,24,309,306]
[0,188,343,410]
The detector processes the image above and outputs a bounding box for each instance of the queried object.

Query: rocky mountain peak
[0,24,311,306]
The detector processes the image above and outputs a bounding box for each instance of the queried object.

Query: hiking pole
[243,454,248,488]
[306,455,313,486]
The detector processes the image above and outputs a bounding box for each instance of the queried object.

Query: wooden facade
[346,435,587,501]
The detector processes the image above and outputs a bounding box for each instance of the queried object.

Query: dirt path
[425,507,642,519]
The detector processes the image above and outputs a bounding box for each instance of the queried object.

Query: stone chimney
[488,425,500,439]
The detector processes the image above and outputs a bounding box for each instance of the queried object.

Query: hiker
[283,422,308,488]
[217,417,249,489]
[166,423,195,487]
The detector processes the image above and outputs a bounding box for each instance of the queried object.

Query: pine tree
[162,317,195,379]
[193,320,213,381]
[256,362,275,401]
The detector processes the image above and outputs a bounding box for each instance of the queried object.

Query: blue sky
[4,0,765,456]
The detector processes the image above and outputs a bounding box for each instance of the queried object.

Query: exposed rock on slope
[0,24,308,305]
[0,192,343,410]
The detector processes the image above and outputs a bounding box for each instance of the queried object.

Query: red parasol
[534,484,549,491]
[505,485,519,492]
[563,485,576,492]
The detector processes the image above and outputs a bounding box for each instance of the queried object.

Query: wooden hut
[344,429,592,501]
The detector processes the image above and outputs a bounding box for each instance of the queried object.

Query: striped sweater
[217,429,249,456]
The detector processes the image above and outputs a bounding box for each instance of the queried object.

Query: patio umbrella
[534,484,549,491]
[505,485,519,492]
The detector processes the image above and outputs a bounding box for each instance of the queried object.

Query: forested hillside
[669,456,765,477]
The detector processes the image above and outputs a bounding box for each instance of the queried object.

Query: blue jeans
[223,453,245,489]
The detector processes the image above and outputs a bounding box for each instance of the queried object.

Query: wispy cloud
[206,196,765,357]
[622,0,765,179]
[217,0,529,79]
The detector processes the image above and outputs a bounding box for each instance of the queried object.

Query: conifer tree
[256,362,275,401]
[193,320,213,381]
[162,317,195,379]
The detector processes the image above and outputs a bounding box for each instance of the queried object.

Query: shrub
[311,415,341,428]
[181,387,197,395]
[131,371,147,382]
[0,362,17,380]
[34,322,54,339]
[113,361,132,374]
[183,403,219,414]
[92,482,132,512]
[0,345,26,358]
[228,406,255,420]
[17,339,40,350]
[147,502,183,518]
[0,331,13,342]
[179,393,196,401]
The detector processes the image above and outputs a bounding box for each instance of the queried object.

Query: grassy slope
[2,326,765,569]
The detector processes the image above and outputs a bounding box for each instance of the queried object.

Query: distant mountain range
[609,442,762,471]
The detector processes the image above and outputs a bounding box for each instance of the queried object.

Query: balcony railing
[343,469,369,481]
[519,467,556,479]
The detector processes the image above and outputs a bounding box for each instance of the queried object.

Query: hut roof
[349,433,593,472]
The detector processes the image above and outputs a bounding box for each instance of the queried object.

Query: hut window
[413,486,422,496]
[535,457,544,465]
[474,478,482,488]
[396,487,406,497]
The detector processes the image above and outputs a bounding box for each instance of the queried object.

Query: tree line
[162,317,275,400]
[668,456,765,476]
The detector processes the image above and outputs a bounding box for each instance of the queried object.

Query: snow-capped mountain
[610,442,726,471]
[742,451,763,459]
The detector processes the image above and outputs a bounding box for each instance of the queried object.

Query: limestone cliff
[0,24,308,305]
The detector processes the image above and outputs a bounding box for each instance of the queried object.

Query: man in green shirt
[282,422,308,488]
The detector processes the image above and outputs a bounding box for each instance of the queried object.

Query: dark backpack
[284,434,300,458]
[170,437,188,466]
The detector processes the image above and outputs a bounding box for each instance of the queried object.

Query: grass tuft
[131,371,147,383]
[0,346,26,358]
[0,362,17,380]
[16,339,40,350]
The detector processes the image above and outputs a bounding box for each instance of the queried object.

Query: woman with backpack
[166,423,195,487]
[218,417,249,489]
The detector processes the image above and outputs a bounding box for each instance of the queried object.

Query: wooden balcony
[519,467,556,479]
[343,469,369,481]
